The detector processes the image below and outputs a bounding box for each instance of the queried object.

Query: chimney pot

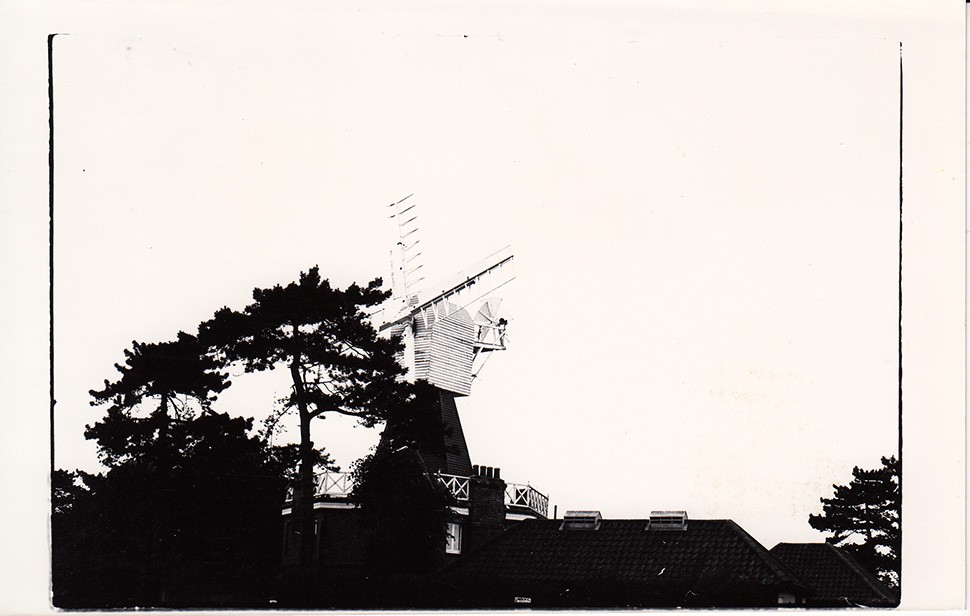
[494,468,501,479]
[472,465,479,476]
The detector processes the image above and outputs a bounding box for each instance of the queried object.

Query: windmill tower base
[380,387,473,477]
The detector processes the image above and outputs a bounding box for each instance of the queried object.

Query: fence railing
[316,471,354,497]
[287,470,548,519]
[284,471,354,502]
[437,473,471,501]
[505,483,550,518]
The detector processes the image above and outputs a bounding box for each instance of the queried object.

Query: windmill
[376,195,514,475]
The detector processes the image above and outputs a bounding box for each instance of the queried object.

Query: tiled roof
[445,518,804,592]
[770,542,898,607]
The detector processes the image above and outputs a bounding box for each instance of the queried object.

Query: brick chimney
[466,465,507,552]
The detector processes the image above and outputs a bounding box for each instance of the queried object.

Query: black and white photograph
[0,0,964,612]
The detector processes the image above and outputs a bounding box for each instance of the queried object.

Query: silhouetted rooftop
[442,518,807,607]
[770,542,898,607]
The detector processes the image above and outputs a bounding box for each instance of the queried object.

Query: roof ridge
[722,520,805,588]
[822,543,896,602]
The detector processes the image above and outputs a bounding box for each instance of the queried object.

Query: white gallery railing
[317,471,354,496]
[505,483,550,518]
[286,470,548,518]
[437,473,471,501]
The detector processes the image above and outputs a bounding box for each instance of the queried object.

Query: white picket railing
[316,471,354,497]
[286,470,548,519]
[437,473,470,501]
[505,483,550,518]
[284,471,355,501]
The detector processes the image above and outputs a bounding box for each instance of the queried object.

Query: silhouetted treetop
[87,332,231,465]
[199,267,405,424]
[809,455,900,587]
[89,331,229,412]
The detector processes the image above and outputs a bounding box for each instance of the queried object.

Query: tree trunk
[290,357,317,569]
[150,393,170,605]
[864,500,873,544]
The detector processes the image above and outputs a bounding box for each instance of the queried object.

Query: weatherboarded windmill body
[378,195,514,476]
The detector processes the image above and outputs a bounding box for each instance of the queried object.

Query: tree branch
[307,404,369,420]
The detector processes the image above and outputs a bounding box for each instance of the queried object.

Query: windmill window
[446,522,463,554]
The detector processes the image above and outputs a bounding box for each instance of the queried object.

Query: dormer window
[559,510,602,531]
[646,511,688,531]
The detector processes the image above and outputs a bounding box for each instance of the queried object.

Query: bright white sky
[53,8,905,547]
[1,2,964,609]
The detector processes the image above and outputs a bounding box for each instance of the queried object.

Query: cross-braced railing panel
[316,471,354,497]
[505,483,549,518]
[437,473,470,502]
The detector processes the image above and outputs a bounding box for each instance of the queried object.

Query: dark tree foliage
[352,447,454,578]
[89,331,228,411]
[809,456,900,587]
[86,331,230,466]
[352,380,454,578]
[52,468,96,516]
[54,332,294,607]
[53,413,289,608]
[379,379,452,456]
[199,267,413,567]
[269,442,339,485]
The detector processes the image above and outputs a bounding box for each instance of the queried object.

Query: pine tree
[86,331,229,465]
[808,456,900,587]
[199,267,414,568]
[57,333,289,607]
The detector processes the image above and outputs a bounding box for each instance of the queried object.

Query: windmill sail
[380,246,514,333]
